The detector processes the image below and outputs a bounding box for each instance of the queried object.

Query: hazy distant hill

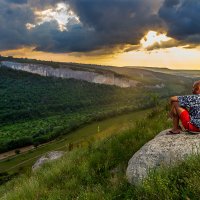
[0,55,197,89]
[135,66,200,78]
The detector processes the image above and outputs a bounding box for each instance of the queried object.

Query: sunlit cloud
[26,3,81,31]
[26,23,36,30]
[124,30,178,52]
[140,31,172,49]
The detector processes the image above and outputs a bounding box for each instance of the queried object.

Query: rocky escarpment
[1,61,139,88]
[126,129,200,185]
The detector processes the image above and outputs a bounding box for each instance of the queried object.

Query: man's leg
[168,103,176,119]
[169,102,186,133]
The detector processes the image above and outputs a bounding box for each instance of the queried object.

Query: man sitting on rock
[168,80,200,134]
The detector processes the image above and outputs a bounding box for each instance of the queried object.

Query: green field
[0,108,150,174]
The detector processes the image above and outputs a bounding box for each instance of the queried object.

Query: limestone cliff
[1,61,139,88]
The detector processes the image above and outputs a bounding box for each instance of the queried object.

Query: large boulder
[126,129,200,184]
[32,151,65,171]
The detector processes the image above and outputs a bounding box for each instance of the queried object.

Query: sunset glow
[1,45,200,70]
[140,31,172,49]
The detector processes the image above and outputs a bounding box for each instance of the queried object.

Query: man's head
[192,80,200,94]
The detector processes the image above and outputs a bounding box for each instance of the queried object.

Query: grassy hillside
[1,105,200,199]
[0,109,149,175]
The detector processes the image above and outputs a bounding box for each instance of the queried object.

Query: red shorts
[180,110,200,132]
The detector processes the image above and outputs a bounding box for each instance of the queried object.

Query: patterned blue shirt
[178,94,200,128]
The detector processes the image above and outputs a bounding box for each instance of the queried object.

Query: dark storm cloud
[6,0,28,4]
[34,0,164,53]
[29,21,98,53]
[159,0,200,45]
[0,0,164,53]
[0,0,35,51]
[32,22,100,53]
[28,0,60,9]
[64,0,163,49]
[1,0,200,53]
[0,0,62,51]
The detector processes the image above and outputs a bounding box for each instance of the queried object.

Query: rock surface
[126,129,200,184]
[32,151,65,171]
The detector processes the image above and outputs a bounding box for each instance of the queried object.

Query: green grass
[130,155,200,200]
[2,105,200,199]
[0,108,149,174]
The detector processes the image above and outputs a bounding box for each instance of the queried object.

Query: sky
[1,0,200,69]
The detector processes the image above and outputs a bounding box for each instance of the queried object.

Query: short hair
[193,80,200,88]
[193,80,200,94]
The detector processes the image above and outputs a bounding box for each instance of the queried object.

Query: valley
[0,56,198,189]
[0,56,195,154]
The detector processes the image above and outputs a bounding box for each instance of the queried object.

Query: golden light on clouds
[26,3,80,31]
[1,25,200,72]
[109,47,200,70]
[0,47,107,64]
[140,31,172,49]
[1,45,200,70]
